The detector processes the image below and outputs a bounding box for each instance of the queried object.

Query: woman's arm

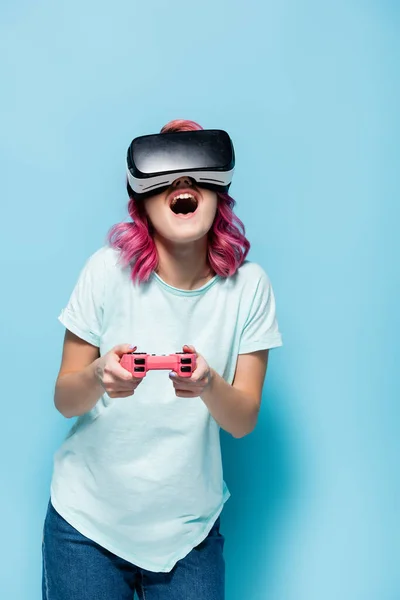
[170,346,269,438]
[54,330,140,418]
[201,350,269,438]
[54,330,104,418]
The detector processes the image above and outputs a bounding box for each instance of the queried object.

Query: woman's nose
[172,176,193,188]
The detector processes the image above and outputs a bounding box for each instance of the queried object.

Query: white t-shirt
[50,245,283,572]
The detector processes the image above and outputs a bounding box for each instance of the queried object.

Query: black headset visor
[126,129,235,199]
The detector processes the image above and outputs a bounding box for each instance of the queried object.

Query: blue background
[0,1,399,598]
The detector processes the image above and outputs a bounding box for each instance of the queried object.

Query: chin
[163,228,210,245]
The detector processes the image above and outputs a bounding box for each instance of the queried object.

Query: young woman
[42,119,282,600]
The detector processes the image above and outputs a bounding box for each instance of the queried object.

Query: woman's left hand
[169,345,213,398]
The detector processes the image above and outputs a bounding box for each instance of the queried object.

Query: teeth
[171,193,195,205]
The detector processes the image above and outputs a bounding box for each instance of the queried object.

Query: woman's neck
[154,235,214,290]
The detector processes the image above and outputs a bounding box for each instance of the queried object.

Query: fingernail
[169,371,177,378]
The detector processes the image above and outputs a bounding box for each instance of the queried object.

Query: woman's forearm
[56,360,260,432]
[200,369,259,438]
[54,359,104,418]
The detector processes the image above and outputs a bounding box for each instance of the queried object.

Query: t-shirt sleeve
[239,270,283,354]
[58,249,105,347]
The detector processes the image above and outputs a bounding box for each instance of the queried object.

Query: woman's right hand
[94,344,142,398]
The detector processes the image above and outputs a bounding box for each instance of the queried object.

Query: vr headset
[126,129,235,200]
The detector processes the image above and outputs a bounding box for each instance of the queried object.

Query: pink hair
[108,119,250,283]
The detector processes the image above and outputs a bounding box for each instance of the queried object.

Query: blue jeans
[42,501,225,599]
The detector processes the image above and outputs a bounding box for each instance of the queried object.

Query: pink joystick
[120,352,196,378]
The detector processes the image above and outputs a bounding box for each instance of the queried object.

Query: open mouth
[169,193,199,215]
